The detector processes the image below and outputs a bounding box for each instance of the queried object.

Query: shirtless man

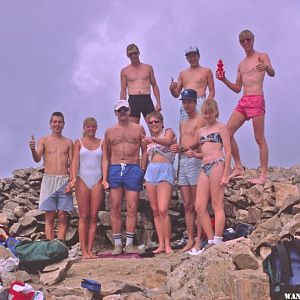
[170,46,215,122]
[120,43,161,124]
[171,89,203,253]
[29,112,73,240]
[102,100,147,255]
[216,30,275,184]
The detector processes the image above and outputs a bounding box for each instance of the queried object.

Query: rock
[273,182,299,209]
[0,246,13,259]
[226,270,270,300]
[39,259,75,285]
[233,252,259,270]
[0,213,8,225]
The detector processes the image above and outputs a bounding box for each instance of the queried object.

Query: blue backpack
[263,235,300,299]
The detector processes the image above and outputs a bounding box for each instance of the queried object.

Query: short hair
[50,111,64,123]
[146,111,164,124]
[126,43,140,55]
[201,99,220,119]
[239,29,254,40]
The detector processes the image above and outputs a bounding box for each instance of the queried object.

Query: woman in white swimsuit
[72,117,104,258]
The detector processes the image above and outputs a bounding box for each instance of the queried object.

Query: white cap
[114,100,130,110]
[185,46,199,56]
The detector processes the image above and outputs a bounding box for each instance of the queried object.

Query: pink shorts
[234,95,265,121]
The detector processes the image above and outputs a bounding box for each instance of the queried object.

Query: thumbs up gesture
[256,56,265,72]
[29,135,36,150]
[169,77,178,91]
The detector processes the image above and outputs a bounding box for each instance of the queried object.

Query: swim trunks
[39,174,74,212]
[180,95,206,121]
[108,164,144,191]
[201,157,225,177]
[178,155,201,186]
[145,162,175,186]
[234,95,265,120]
[128,94,155,118]
[78,139,103,189]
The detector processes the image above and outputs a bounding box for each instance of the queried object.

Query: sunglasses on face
[149,120,160,125]
[128,51,138,57]
[239,38,252,44]
[116,107,129,113]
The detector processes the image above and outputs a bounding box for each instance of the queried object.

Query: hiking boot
[111,244,123,255]
[124,244,145,254]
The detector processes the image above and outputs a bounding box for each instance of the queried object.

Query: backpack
[14,239,68,273]
[262,235,300,299]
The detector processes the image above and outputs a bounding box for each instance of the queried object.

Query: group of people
[29,29,275,257]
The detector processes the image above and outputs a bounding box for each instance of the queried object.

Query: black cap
[179,89,197,101]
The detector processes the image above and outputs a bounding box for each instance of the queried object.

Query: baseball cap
[179,89,197,101]
[185,46,200,56]
[126,43,139,55]
[114,100,130,110]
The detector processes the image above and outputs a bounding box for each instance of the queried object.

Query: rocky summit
[0,165,300,299]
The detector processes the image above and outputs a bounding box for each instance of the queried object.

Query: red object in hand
[217,59,224,77]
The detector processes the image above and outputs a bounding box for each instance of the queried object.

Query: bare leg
[249,116,268,184]
[87,181,104,258]
[145,182,164,253]
[227,111,246,178]
[110,188,124,235]
[179,185,196,252]
[195,173,213,240]
[129,116,140,124]
[45,211,56,240]
[209,163,225,237]
[57,210,68,240]
[124,190,139,234]
[157,181,173,254]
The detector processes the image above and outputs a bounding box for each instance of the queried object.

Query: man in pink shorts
[216,30,275,184]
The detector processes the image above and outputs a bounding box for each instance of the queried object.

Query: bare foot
[153,247,165,254]
[81,252,92,259]
[248,175,267,185]
[87,250,97,258]
[165,248,174,254]
[180,241,194,252]
[229,167,245,179]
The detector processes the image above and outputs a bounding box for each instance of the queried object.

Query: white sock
[214,236,223,244]
[125,232,135,246]
[208,239,215,244]
[113,233,122,246]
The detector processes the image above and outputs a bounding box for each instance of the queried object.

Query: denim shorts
[144,162,175,186]
[108,164,144,191]
[178,155,201,186]
[39,174,74,212]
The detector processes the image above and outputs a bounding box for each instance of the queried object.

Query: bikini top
[147,129,175,163]
[199,132,223,145]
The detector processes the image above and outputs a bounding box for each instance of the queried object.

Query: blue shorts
[39,174,74,212]
[178,155,201,186]
[108,164,144,191]
[144,162,175,186]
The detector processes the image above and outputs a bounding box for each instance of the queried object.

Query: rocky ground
[1,165,300,299]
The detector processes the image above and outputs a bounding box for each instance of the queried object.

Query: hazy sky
[0,0,299,178]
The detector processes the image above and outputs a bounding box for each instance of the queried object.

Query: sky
[0,0,299,178]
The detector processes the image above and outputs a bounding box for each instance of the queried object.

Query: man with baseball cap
[170,46,215,123]
[171,89,204,254]
[120,43,161,124]
[102,100,147,255]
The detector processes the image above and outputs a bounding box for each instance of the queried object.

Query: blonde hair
[239,29,254,40]
[201,99,220,119]
[146,111,164,123]
[82,117,98,137]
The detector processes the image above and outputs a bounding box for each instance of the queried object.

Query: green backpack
[14,239,68,273]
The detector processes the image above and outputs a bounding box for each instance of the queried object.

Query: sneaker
[186,247,204,256]
[124,244,144,254]
[111,244,123,255]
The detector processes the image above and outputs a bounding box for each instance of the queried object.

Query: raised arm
[120,69,127,100]
[216,65,243,94]
[257,53,275,77]
[29,135,44,163]
[169,73,183,98]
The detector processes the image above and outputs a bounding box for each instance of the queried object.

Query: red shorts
[234,95,265,121]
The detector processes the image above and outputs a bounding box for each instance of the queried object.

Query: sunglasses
[239,38,252,44]
[149,120,160,125]
[116,107,129,113]
[128,51,138,57]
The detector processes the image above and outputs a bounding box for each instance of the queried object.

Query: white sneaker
[186,247,204,256]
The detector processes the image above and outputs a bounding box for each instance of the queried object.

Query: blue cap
[179,89,197,101]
